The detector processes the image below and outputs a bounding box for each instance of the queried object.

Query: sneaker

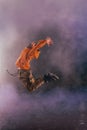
[43,72,59,83]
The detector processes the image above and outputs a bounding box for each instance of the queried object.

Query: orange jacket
[15,40,47,70]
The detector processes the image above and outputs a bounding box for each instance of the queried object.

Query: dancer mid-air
[15,37,59,92]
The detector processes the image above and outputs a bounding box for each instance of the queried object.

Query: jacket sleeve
[35,40,47,49]
[28,40,47,57]
[34,49,40,59]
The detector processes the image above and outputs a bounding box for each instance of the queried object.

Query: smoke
[0,0,87,84]
[0,84,87,130]
[0,0,87,82]
[0,0,87,129]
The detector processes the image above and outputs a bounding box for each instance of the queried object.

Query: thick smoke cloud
[0,85,87,130]
[0,0,87,129]
[0,0,87,84]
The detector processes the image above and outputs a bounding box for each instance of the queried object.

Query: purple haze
[0,0,87,129]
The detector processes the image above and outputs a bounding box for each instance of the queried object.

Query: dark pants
[18,69,44,92]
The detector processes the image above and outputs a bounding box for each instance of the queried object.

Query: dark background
[0,0,87,129]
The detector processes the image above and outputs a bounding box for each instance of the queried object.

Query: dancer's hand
[46,37,53,46]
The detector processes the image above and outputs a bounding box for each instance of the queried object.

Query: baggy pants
[18,69,44,92]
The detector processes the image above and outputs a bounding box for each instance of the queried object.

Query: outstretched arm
[35,37,53,49]
[29,37,53,56]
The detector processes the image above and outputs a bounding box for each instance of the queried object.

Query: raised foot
[44,72,59,83]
